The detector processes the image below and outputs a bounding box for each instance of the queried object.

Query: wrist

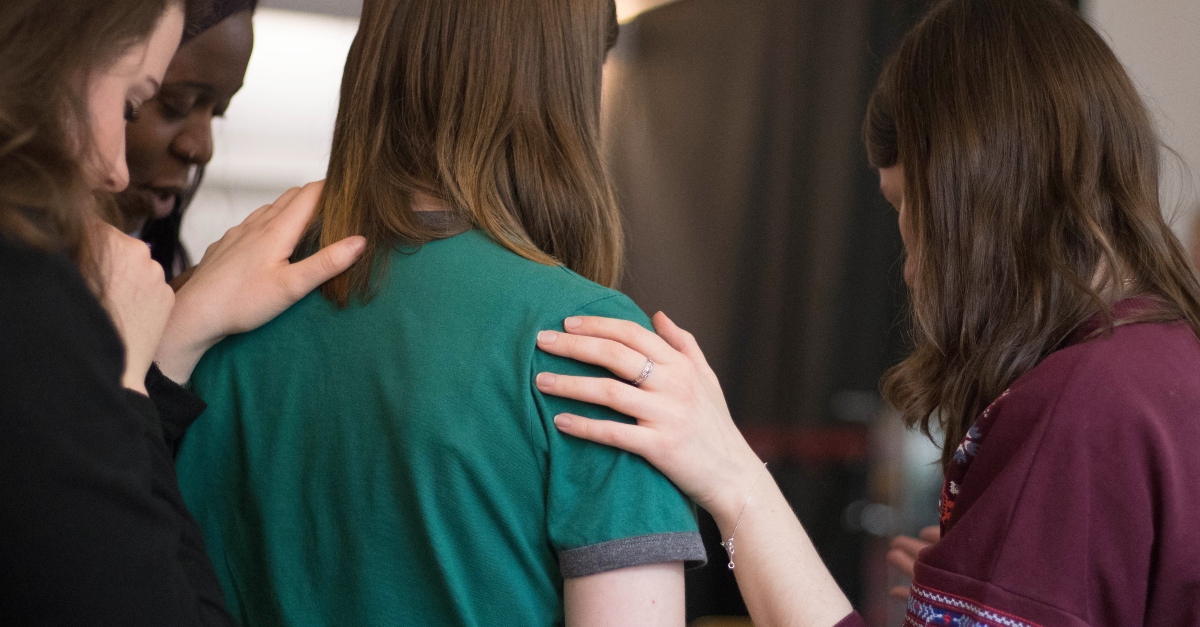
[155,296,222,384]
[710,451,769,535]
[122,373,149,396]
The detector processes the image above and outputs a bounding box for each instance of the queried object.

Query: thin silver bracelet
[719,462,768,570]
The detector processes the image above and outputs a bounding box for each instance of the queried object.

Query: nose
[101,149,131,193]
[172,113,215,165]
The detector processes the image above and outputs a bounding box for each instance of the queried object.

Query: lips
[136,185,183,219]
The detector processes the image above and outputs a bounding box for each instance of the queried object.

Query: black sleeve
[0,241,233,626]
[146,363,208,457]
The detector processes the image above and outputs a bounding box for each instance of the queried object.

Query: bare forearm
[533,313,856,626]
[711,468,854,627]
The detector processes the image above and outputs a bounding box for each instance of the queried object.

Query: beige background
[1086,0,1200,244]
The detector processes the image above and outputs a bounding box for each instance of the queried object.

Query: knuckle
[610,425,633,448]
[613,319,637,339]
[148,260,165,282]
[318,251,338,276]
[284,274,310,300]
[599,380,622,403]
[557,333,579,352]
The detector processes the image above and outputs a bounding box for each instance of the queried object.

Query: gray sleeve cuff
[559,532,708,578]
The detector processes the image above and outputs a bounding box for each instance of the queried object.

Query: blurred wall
[601,0,920,618]
[259,0,360,18]
[1086,0,1200,243]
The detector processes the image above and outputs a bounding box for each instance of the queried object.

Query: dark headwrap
[183,0,258,44]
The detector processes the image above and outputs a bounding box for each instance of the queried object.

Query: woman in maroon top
[532,0,1200,625]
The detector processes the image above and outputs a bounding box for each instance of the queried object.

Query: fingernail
[564,317,582,330]
[536,373,556,388]
[537,331,558,345]
[554,414,573,429]
[349,236,367,254]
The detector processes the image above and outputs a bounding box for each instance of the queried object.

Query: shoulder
[952,320,1200,524]
[391,230,649,326]
[969,319,1200,516]
[927,321,1200,623]
[1010,320,1200,436]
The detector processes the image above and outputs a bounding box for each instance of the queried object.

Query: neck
[1090,257,1138,304]
[411,191,450,213]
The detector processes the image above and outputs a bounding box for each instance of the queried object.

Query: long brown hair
[309,0,623,306]
[0,0,202,280]
[865,0,1200,467]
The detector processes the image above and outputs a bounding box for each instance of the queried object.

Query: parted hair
[0,0,202,282]
[865,0,1200,467]
[308,0,623,306]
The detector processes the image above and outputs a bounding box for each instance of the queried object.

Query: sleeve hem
[145,364,208,456]
[559,531,707,578]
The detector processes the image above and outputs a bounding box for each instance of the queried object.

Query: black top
[0,236,232,626]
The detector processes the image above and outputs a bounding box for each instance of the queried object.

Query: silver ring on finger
[631,358,654,387]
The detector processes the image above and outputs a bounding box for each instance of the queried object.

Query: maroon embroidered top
[912,302,1200,625]
[836,301,1200,627]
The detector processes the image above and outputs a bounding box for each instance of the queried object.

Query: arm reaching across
[536,313,857,627]
[155,181,366,383]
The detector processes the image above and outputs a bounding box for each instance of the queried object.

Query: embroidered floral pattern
[905,582,1042,627]
[953,425,984,464]
[939,389,1010,530]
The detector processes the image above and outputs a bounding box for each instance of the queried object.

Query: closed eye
[125,101,142,123]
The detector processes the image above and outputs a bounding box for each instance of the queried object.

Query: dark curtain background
[603,0,1081,621]
[601,0,924,620]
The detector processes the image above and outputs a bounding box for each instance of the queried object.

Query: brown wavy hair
[0,0,203,283]
[308,0,623,306]
[865,0,1200,467]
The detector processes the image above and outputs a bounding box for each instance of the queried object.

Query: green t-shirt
[176,229,705,627]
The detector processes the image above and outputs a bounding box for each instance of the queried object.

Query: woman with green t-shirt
[174,1,704,625]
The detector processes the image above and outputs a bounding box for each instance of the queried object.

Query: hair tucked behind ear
[0,0,203,283]
[865,0,1200,468]
[309,0,623,307]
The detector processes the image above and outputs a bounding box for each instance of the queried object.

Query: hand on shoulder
[535,312,765,524]
[156,182,367,383]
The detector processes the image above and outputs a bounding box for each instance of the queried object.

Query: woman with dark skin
[117,0,257,278]
[536,0,1200,625]
[0,0,363,623]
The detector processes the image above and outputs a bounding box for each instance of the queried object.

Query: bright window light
[615,0,683,23]
[182,9,358,255]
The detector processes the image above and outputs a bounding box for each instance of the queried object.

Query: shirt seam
[524,292,637,484]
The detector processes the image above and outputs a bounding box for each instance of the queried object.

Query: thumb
[284,236,367,297]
